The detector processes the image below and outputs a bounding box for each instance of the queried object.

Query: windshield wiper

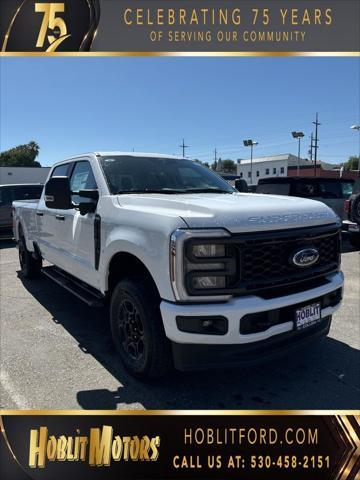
[181,188,232,194]
[116,189,183,194]
[116,187,233,195]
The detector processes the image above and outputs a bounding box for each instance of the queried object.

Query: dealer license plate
[295,303,321,330]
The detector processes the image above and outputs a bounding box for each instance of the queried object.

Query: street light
[291,131,305,176]
[243,139,258,184]
[350,125,360,177]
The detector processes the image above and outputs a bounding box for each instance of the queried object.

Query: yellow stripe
[0,51,359,57]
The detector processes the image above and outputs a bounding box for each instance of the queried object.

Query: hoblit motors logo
[1,0,100,52]
[28,426,161,467]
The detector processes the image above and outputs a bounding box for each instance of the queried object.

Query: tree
[203,162,210,168]
[0,141,41,167]
[343,156,360,170]
[222,159,236,173]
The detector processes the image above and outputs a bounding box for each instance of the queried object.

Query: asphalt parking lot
[0,237,359,410]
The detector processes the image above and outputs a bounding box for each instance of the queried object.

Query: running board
[41,266,105,307]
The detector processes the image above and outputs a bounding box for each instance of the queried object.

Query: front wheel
[18,235,42,278]
[110,277,172,378]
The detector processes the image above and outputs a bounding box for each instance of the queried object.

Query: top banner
[0,0,359,55]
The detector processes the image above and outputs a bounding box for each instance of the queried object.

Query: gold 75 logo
[35,3,71,51]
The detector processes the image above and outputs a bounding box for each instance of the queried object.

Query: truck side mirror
[234,179,248,192]
[78,202,96,215]
[44,176,72,209]
[78,189,99,200]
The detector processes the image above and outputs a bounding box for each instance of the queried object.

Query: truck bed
[12,199,40,241]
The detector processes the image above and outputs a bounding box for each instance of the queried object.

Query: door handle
[36,212,44,217]
[55,215,65,221]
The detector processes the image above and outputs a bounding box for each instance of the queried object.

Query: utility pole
[243,139,258,185]
[308,133,314,161]
[291,131,304,176]
[214,148,218,170]
[179,138,189,157]
[350,125,360,177]
[313,113,320,177]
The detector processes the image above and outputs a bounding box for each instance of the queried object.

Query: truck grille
[229,224,340,294]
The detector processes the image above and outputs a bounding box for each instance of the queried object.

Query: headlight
[170,229,238,302]
[191,275,226,289]
[192,243,225,258]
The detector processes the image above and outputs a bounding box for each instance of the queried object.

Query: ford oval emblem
[292,248,320,268]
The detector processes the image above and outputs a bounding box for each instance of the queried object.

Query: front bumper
[160,271,344,370]
[342,220,360,233]
[171,316,332,371]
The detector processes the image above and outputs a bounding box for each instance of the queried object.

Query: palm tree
[28,141,40,157]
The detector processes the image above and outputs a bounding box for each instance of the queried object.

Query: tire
[110,277,172,378]
[348,233,360,249]
[350,193,360,224]
[18,235,42,278]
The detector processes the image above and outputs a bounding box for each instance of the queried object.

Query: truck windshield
[99,156,235,194]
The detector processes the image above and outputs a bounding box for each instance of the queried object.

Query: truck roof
[52,152,186,166]
[258,177,354,184]
[95,151,185,159]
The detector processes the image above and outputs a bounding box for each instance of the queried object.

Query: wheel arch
[106,251,160,299]
[16,221,34,252]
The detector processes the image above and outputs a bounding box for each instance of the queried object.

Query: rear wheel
[110,277,172,378]
[18,235,42,278]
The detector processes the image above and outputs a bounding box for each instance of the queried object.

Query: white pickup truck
[13,152,344,378]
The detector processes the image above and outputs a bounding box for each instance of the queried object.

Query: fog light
[202,319,213,328]
[192,276,226,289]
[176,316,228,335]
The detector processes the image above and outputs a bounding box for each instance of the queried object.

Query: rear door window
[340,182,354,198]
[292,181,318,198]
[51,163,70,177]
[317,181,341,199]
[256,183,290,195]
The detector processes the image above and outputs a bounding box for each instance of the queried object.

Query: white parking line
[0,370,30,409]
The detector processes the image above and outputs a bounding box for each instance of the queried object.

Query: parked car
[13,152,343,378]
[343,179,360,248]
[0,184,44,232]
[256,177,354,221]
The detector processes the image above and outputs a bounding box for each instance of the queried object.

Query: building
[0,166,51,185]
[236,154,358,184]
[236,154,311,185]
[287,164,358,180]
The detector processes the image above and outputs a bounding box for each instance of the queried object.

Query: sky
[0,57,359,167]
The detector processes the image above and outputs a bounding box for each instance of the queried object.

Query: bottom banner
[1,411,359,480]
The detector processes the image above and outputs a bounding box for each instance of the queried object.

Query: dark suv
[256,177,354,221]
[344,179,360,248]
[0,184,44,232]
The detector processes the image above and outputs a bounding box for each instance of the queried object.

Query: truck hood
[117,192,339,233]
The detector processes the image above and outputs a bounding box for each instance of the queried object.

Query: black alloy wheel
[110,277,172,378]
